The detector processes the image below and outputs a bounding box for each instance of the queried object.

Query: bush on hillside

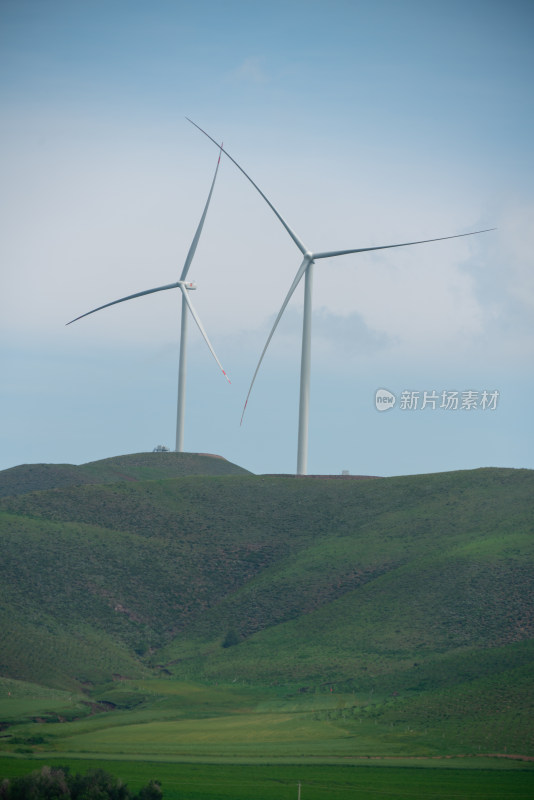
[0,766,162,800]
[221,628,240,648]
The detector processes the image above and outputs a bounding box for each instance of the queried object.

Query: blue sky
[1,0,533,475]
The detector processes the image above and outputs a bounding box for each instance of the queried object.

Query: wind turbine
[67,148,230,453]
[189,119,495,476]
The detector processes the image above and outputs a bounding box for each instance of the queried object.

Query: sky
[1,0,533,476]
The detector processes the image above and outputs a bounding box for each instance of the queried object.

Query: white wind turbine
[67,149,230,453]
[189,119,494,475]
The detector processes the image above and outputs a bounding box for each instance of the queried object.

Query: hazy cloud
[230,57,268,84]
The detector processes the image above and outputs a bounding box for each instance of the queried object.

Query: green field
[1,676,532,763]
[1,757,533,800]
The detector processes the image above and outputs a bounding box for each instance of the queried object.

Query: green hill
[0,464,533,758]
[0,451,251,497]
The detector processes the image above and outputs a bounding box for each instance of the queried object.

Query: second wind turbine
[189,119,494,475]
[67,149,229,453]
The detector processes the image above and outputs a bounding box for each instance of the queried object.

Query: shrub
[222,628,240,648]
[0,767,162,800]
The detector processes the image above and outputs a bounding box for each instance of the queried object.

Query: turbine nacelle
[179,281,197,291]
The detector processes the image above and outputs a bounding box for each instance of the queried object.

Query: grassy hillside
[0,451,251,497]
[0,465,532,758]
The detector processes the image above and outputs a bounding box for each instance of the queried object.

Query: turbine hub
[180,281,197,290]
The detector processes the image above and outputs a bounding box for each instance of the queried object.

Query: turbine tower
[188,118,494,475]
[67,148,230,453]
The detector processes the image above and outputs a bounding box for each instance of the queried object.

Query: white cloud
[230,57,268,84]
[0,123,522,377]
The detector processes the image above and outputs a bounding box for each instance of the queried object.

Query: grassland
[1,757,533,800]
[0,452,250,498]
[0,460,532,768]
[2,674,532,762]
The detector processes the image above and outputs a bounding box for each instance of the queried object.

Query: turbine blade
[241,256,311,424]
[180,285,231,383]
[180,145,223,281]
[313,228,496,260]
[66,282,181,325]
[187,117,308,256]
